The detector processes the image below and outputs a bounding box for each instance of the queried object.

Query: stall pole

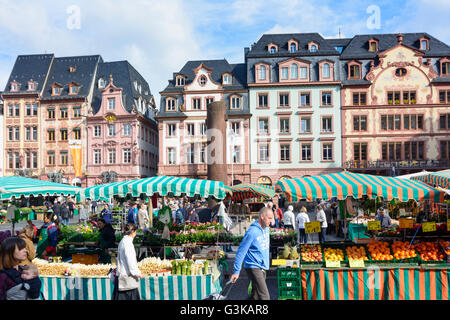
[147,196,153,228]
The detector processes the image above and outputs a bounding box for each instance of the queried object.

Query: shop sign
[399,218,414,229]
[422,222,436,233]
[305,221,321,234]
[367,220,381,231]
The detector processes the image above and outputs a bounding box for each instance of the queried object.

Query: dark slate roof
[341,79,372,86]
[340,33,450,59]
[92,61,155,120]
[41,55,102,100]
[325,38,352,47]
[431,77,450,83]
[3,54,54,94]
[246,33,341,57]
[162,59,247,92]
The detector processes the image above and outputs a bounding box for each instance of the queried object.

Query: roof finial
[397,33,403,44]
[109,74,113,84]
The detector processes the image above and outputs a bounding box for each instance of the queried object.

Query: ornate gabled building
[245,33,343,186]
[158,59,250,184]
[86,61,158,186]
[2,54,54,179]
[339,33,450,175]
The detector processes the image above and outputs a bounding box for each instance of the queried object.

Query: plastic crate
[278,268,301,279]
[278,287,302,300]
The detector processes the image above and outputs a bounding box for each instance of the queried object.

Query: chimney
[244,47,249,56]
[396,33,403,44]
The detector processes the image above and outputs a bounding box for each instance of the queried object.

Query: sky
[0,0,449,108]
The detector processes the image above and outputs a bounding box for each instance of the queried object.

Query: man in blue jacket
[230,207,273,300]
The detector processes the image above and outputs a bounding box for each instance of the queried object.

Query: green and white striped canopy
[128,176,227,200]
[0,176,83,200]
[410,169,450,190]
[82,176,227,201]
[275,171,444,203]
[81,180,138,201]
[225,183,277,201]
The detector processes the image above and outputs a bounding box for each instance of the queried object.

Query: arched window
[270,46,277,53]
[322,63,330,78]
[290,43,297,53]
[310,45,317,53]
[258,65,266,80]
[291,64,298,79]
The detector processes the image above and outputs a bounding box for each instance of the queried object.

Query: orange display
[367,240,394,261]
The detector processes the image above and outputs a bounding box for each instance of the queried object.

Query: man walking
[230,207,273,300]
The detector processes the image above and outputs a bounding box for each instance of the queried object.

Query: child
[21,264,41,300]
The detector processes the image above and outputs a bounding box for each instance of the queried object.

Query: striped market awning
[0,176,83,200]
[275,171,444,203]
[128,176,227,200]
[410,169,450,190]
[225,183,277,201]
[81,180,138,201]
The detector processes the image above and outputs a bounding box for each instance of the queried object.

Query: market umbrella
[81,179,139,201]
[410,169,450,189]
[0,176,83,200]
[224,183,277,201]
[275,171,444,203]
[127,176,227,200]
[396,170,430,180]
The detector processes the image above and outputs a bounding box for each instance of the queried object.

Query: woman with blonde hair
[18,225,36,265]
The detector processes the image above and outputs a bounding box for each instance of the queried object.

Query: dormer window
[166,97,176,111]
[10,81,19,92]
[230,95,242,110]
[258,65,267,80]
[222,74,232,85]
[420,38,429,51]
[69,83,80,95]
[369,39,378,52]
[199,75,207,86]
[290,43,297,52]
[69,66,76,73]
[308,42,319,53]
[176,75,185,86]
[27,81,37,91]
[440,58,450,76]
[268,43,278,53]
[348,61,362,80]
[322,63,330,78]
[98,78,106,89]
[255,63,270,83]
[52,86,62,95]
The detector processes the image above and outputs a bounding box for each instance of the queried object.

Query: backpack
[0,269,43,300]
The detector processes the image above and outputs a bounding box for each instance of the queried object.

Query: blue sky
[0,0,448,107]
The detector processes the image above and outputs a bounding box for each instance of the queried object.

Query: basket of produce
[415,241,448,265]
[345,245,370,262]
[299,244,324,266]
[323,244,347,266]
[390,241,419,265]
[366,240,395,264]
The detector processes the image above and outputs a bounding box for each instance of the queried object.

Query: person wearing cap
[375,207,391,228]
[295,207,310,244]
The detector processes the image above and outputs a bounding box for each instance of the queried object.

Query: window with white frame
[108,98,116,110]
[321,91,332,106]
[230,96,241,109]
[200,144,206,163]
[231,122,240,135]
[301,144,312,161]
[322,63,330,78]
[166,98,176,111]
[94,125,101,137]
[322,143,333,161]
[108,149,116,164]
[176,76,185,86]
[279,118,290,134]
[258,118,269,134]
[259,144,269,162]
[168,148,176,164]
[200,123,207,135]
[123,148,131,163]
[258,65,266,80]
[279,93,289,107]
[123,124,131,136]
[167,124,176,137]
[290,43,297,53]
[186,144,195,164]
[192,98,201,110]
[233,145,241,163]
[108,124,116,136]
[32,126,37,141]
[223,74,232,85]
[321,117,332,132]
[300,92,311,106]
[300,67,308,79]
[291,64,298,79]
[94,150,101,164]
[280,144,291,161]
[301,117,311,133]
[281,67,289,80]
[187,123,195,136]
[206,97,214,106]
[60,151,68,165]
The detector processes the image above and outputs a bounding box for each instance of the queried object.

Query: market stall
[35,257,222,300]
[411,169,450,190]
[273,171,448,300]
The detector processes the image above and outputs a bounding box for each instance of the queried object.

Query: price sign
[305,221,321,234]
[367,220,381,231]
[399,218,414,229]
[349,259,365,268]
[422,222,436,233]
[272,259,287,266]
[325,260,341,268]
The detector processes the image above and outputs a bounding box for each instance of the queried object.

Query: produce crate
[278,268,301,279]
[277,268,302,300]
[278,287,302,300]
[72,254,98,265]
[299,245,324,266]
[323,244,349,266]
